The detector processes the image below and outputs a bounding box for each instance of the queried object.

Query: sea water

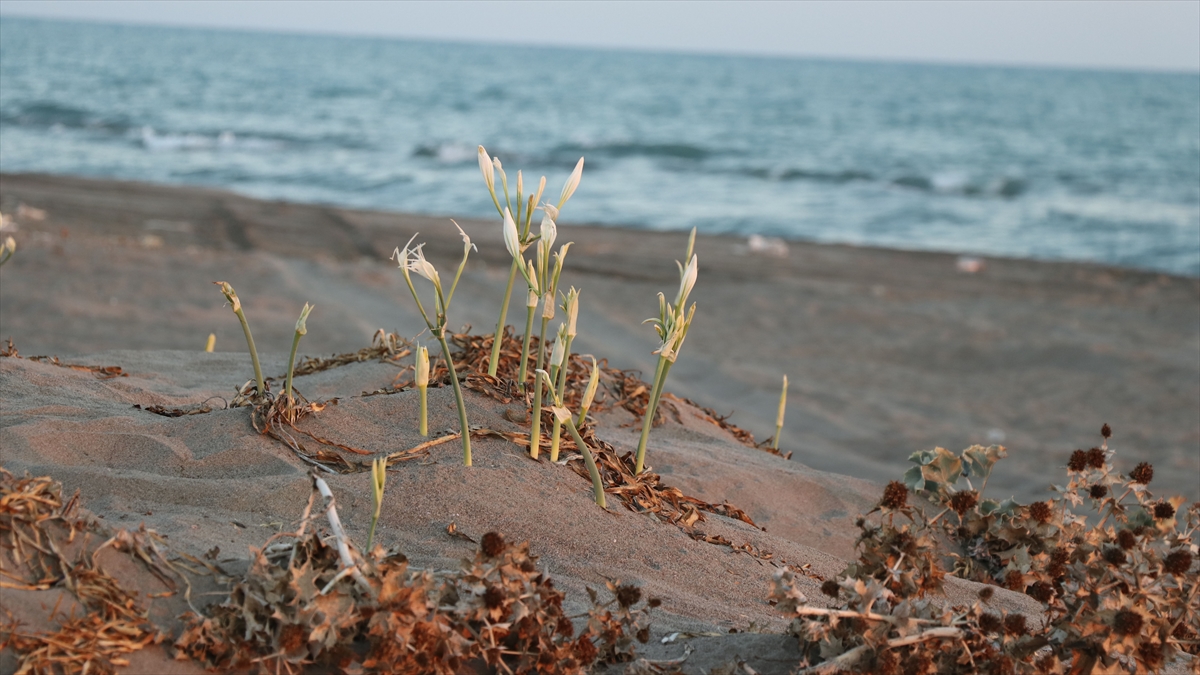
[2,17,1197,275]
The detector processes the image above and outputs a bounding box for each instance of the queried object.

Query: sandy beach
[1,173,1197,673]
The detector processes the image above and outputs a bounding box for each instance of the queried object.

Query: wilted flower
[393,236,440,287]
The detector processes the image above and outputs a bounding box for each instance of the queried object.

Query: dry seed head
[1112,609,1143,636]
[881,481,909,510]
[1086,447,1106,469]
[1153,501,1175,520]
[1117,529,1137,550]
[950,490,979,515]
[1163,549,1193,575]
[1090,484,1108,499]
[615,584,641,608]
[1068,449,1088,472]
[1130,462,1154,484]
[820,580,840,598]
[1101,422,1112,439]
[1003,613,1027,636]
[481,532,506,558]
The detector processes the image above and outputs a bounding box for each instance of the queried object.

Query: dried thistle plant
[771,424,1199,674]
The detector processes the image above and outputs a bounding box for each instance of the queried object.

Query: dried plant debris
[0,468,172,675]
[289,330,410,378]
[771,426,1200,674]
[134,397,227,417]
[175,479,659,674]
[0,339,127,379]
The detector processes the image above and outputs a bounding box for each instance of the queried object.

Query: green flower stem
[535,314,551,374]
[284,328,302,404]
[548,334,574,462]
[487,258,520,376]
[417,384,428,437]
[562,415,606,508]
[634,356,670,474]
[529,374,543,459]
[233,305,266,398]
[518,304,537,388]
[437,332,472,466]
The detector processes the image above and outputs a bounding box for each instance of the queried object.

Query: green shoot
[365,456,386,551]
[214,281,266,400]
[394,223,475,465]
[773,374,788,451]
[415,345,430,437]
[284,303,313,407]
[537,370,605,508]
[634,228,698,474]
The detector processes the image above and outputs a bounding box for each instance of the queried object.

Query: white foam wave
[139,127,280,152]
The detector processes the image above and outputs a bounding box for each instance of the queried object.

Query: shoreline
[1,171,1197,502]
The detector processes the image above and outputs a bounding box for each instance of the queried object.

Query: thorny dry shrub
[175,513,657,674]
[770,426,1199,674]
[0,468,166,675]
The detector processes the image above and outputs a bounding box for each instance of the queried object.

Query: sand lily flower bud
[562,287,580,337]
[294,302,313,336]
[675,254,698,308]
[576,355,600,427]
[477,146,495,194]
[532,176,546,216]
[550,323,567,370]
[557,157,584,209]
[539,210,557,251]
[415,345,430,437]
[503,208,520,259]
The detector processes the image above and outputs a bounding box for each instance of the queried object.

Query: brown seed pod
[1089,484,1108,499]
[1163,549,1194,576]
[1068,449,1088,472]
[1101,423,1112,439]
[1003,613,1027,636]
[481,531,506,558]
[880,481,908,510]
[615,583,642,609]
[1153,501,1175,520]
[1086,447,1106,469]
[1113,609,1143,636]
[1117,529,1137,550]
[1028,501,1053,523]
[1130,462,1154,485]
[950,490,979,515]
[821,580,840,598]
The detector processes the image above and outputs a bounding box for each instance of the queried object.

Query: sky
[1,0,1198,73]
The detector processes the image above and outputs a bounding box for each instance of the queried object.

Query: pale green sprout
[214,281,266,400]
[415,345,430,437]
[529,357,544,460]
[0,236,15,266]
[634,229,698,474]
[536,370,606,508]
[365,456,386,551]
[773,374,788,451]
[284,302,314,406]
[393,222,476,466]
[576,355,600,428]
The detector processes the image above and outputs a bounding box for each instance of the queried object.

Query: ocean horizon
[2,15,1198,276]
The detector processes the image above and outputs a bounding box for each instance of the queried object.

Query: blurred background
[1,0,1198,275]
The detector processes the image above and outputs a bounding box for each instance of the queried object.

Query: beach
[1,173,1197,672]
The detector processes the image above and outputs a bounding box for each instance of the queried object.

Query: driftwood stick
[796,626,964,674]
[311,472,373,596]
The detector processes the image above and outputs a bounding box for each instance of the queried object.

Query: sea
[2,17,1198,276]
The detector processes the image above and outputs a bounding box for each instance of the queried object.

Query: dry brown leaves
[0,468,166,675]
[175,502,656,674]
[289,329,410,378]
[133,397,226,417]
[0,339,126,380]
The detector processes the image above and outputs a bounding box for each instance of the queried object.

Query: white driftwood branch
[311,472,374,596]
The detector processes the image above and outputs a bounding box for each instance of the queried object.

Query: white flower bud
[558,157,584,208]
[477,146,495,194]
[415,345,430,388]
[295,303,313,335]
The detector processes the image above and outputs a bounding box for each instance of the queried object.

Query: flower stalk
[415,345,429,437]
[537,370,605,508]
[576,355,600,428]
[284,303,314,406]
[365,456,386,551]
[529,364,544,460]
[214,281,266,400]
[634,229,698,474]
[393,223,475,465]
[773,374,788,451]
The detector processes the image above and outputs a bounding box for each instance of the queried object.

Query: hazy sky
[2,0,1198,72]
